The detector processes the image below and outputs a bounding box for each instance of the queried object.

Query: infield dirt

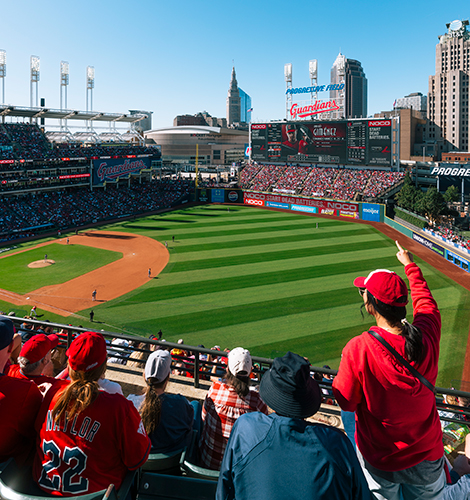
[0,231,168,316]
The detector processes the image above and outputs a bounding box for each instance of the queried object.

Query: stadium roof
[146,125,247,135]
[0,105,147,123]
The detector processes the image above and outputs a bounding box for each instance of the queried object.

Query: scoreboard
[251,119,392,166]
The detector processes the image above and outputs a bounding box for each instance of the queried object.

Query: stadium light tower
[30,56,40,111]
[0,50,6,105]
[60,61,69,130]
[86,65,95,130]
[309,59,318,106]
[284,63,292,120]
[335,54,346,120]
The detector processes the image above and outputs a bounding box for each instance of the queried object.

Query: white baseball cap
[145,350,172,383]
[228,347,252,377]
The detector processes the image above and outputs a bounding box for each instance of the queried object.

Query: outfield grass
[0,244,122,294]
[1,205,468,387]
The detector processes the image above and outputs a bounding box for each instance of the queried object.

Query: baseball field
[0,204,469,387]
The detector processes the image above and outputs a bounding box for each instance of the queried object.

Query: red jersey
[33,387,151,496]
[7,364,69,397]
[0,374,42,464]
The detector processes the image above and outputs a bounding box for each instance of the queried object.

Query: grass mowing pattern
[2,205,468,387]
[0,244,122,294]
[85,205,470,387]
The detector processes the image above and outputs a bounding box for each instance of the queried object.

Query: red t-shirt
[33,387,151,496]
[0,374,42,464]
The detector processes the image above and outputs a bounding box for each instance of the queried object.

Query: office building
[396,93,427,113]
[427,19,470,154]
[330,53,367,119]
[239,88,252,123]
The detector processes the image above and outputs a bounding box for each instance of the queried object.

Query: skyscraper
[330,53,367,119]
[427,20,470,154]
[239,88,252,123]
[227,67,241,125]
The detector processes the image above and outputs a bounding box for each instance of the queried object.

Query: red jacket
[333,263,443,471]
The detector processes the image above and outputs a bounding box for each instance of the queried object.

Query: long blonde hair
[139,375,169,435]
[52,362,107,423]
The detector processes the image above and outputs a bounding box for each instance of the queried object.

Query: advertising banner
[412,232,445,258]
[211,189,225,203]
[340,211,359,219]
[197,189,210,203]
[244,194,265,207]
[251,119,392,166]
[243,192,358,213]
[291,204,317,213]
[362,203,381,222]
[267,201,290,209]
[226,190,242,203]
[93,157,151,185]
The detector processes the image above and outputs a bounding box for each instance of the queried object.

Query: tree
[444,185,460,203]
[418,187,447,225]
[395,171,419,211]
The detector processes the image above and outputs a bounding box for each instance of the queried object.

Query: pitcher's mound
[28,260,55,268]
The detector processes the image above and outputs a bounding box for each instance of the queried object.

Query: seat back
[179,432,219,481]
[137,472,217,500]
[141,449,185,474]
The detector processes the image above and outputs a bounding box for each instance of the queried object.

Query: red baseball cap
[353,269,408,307]
[20,334,59,363]
[66,332,107,372]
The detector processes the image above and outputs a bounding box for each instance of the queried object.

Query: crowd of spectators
[2,302,470,499]
[427,224,470,252]
[240,163,405,201]
[0,123,159,165]
[0,178,193,242]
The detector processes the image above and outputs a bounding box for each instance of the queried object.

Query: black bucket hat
[260,351,321,419]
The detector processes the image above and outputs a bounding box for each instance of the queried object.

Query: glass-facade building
[239,88,252,123]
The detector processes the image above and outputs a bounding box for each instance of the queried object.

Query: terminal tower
[226,67,241,125]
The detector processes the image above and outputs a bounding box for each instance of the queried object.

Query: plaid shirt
[199,380,268,470]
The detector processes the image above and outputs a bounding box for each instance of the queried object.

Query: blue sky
[0,0,469,130]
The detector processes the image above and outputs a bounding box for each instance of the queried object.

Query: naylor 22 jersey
[33,389,150,496]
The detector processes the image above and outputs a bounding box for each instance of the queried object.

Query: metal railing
[5,315,470,427]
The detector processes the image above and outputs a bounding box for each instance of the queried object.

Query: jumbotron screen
[251,119,392,166]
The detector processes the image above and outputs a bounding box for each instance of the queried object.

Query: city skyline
[0,0,468,130]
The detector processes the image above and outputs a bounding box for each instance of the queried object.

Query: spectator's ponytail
[366,291,425,364]
[400,319,425,364]
[52,362,106,424]
[140,375,168,435]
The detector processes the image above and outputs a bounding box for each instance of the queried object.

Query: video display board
[251,119,392,166]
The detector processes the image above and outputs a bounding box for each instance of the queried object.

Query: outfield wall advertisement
[243,192,360,218]
[197,188,243,204]
[412,232,445,258]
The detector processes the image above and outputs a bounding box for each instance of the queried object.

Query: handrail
[4,314,470,426]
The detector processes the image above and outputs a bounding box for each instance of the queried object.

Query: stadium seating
[241,163,404,201]
[179,432,219,481]
[137,472,217,500]
[0,123,158,164]
[142,449,186,475]
[0,179,194,243]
